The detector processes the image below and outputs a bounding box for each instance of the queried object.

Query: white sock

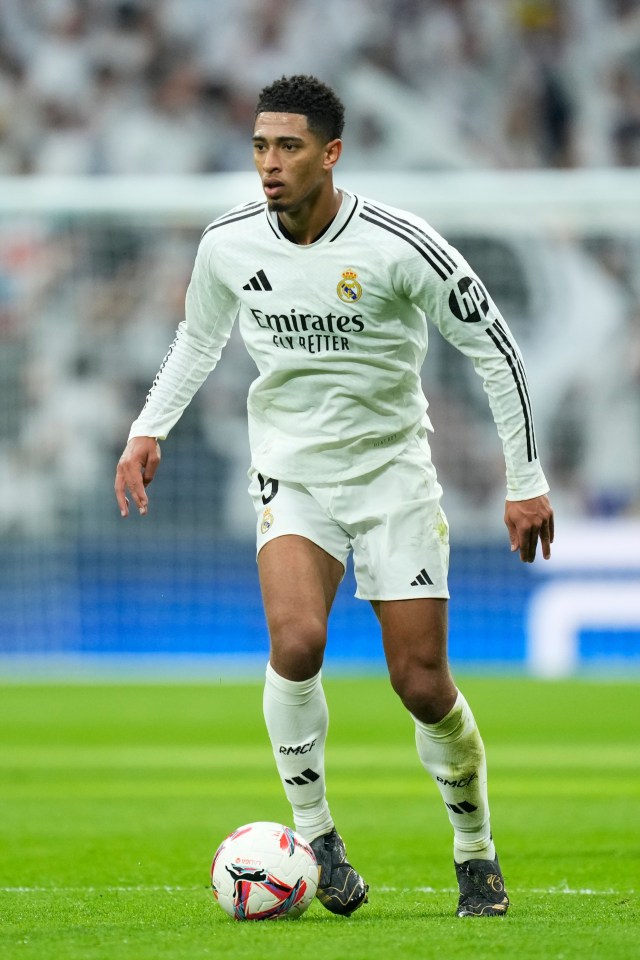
[263,662,333,842]
[413,690,496,863]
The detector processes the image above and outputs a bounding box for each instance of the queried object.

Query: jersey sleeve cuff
[128,421,167,443]
[505,477,550,502]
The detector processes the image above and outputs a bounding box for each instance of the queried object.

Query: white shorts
[248,426,450,601]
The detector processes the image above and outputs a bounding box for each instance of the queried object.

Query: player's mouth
[263,179,285,198]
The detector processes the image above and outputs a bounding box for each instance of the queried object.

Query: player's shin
[413,690,496,863]
[263,662,333,842]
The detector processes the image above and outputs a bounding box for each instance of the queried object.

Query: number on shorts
[257,473,279,505]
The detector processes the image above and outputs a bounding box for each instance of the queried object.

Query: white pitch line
[0,885,635,896]
[0,885,203,894]
[379,886,635,896]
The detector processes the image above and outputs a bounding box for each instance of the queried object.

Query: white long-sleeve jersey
[129,190,548,500]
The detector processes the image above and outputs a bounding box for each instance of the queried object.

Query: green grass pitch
[0,676,638,959]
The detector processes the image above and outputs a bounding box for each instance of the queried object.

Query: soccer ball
[211,821,320,921]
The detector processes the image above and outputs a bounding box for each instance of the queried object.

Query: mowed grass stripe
[0,743,638,768]
[2,742,637,802]
[2,778,638,802]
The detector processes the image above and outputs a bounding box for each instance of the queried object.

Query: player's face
[253,112,340,213]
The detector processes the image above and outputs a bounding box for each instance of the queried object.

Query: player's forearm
[474,352,549,500]
[431,277,549,500]
[128,320,223,441]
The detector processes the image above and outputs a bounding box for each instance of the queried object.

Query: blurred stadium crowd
[2,0,640,174]
[0,0,640,542]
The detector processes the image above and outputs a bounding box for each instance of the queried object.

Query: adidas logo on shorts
[411,567,434,586]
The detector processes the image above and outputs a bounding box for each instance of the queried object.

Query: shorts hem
[354,588,450,601]
[256,528,348,573]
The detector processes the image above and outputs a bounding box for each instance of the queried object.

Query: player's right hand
[114,436,161,517]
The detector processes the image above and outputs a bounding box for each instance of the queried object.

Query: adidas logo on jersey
[243,269,272,291]
[411,567,433,586]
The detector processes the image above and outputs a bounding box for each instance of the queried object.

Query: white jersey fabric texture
[129,190,548,500]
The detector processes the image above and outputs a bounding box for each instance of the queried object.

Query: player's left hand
[504,494,554,563]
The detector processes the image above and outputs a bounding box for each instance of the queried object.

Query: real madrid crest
[337,269,362,304]
[260,507,274,535]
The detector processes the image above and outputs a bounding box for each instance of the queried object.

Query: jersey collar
[265,190,358,246]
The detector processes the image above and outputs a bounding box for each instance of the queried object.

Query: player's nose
[262,147,281,171]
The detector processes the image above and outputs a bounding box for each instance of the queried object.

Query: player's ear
[323,138,342,170]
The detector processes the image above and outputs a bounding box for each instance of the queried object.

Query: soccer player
[115,74,554,918]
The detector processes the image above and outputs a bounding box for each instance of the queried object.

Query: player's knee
[268,613,326,679]
[388,658,451,720]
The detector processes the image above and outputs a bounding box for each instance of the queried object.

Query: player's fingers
[128,473,149,514]
[519,527,535,563]
[116,461,149,515]
[114,469,130,517]
[506,497,554,563]
[540,519,552,560]
[142,442,161,487]
[505,514,519,553]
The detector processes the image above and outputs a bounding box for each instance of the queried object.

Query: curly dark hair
[255,75,345,141]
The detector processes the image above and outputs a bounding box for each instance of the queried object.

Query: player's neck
[277,187,342,245]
